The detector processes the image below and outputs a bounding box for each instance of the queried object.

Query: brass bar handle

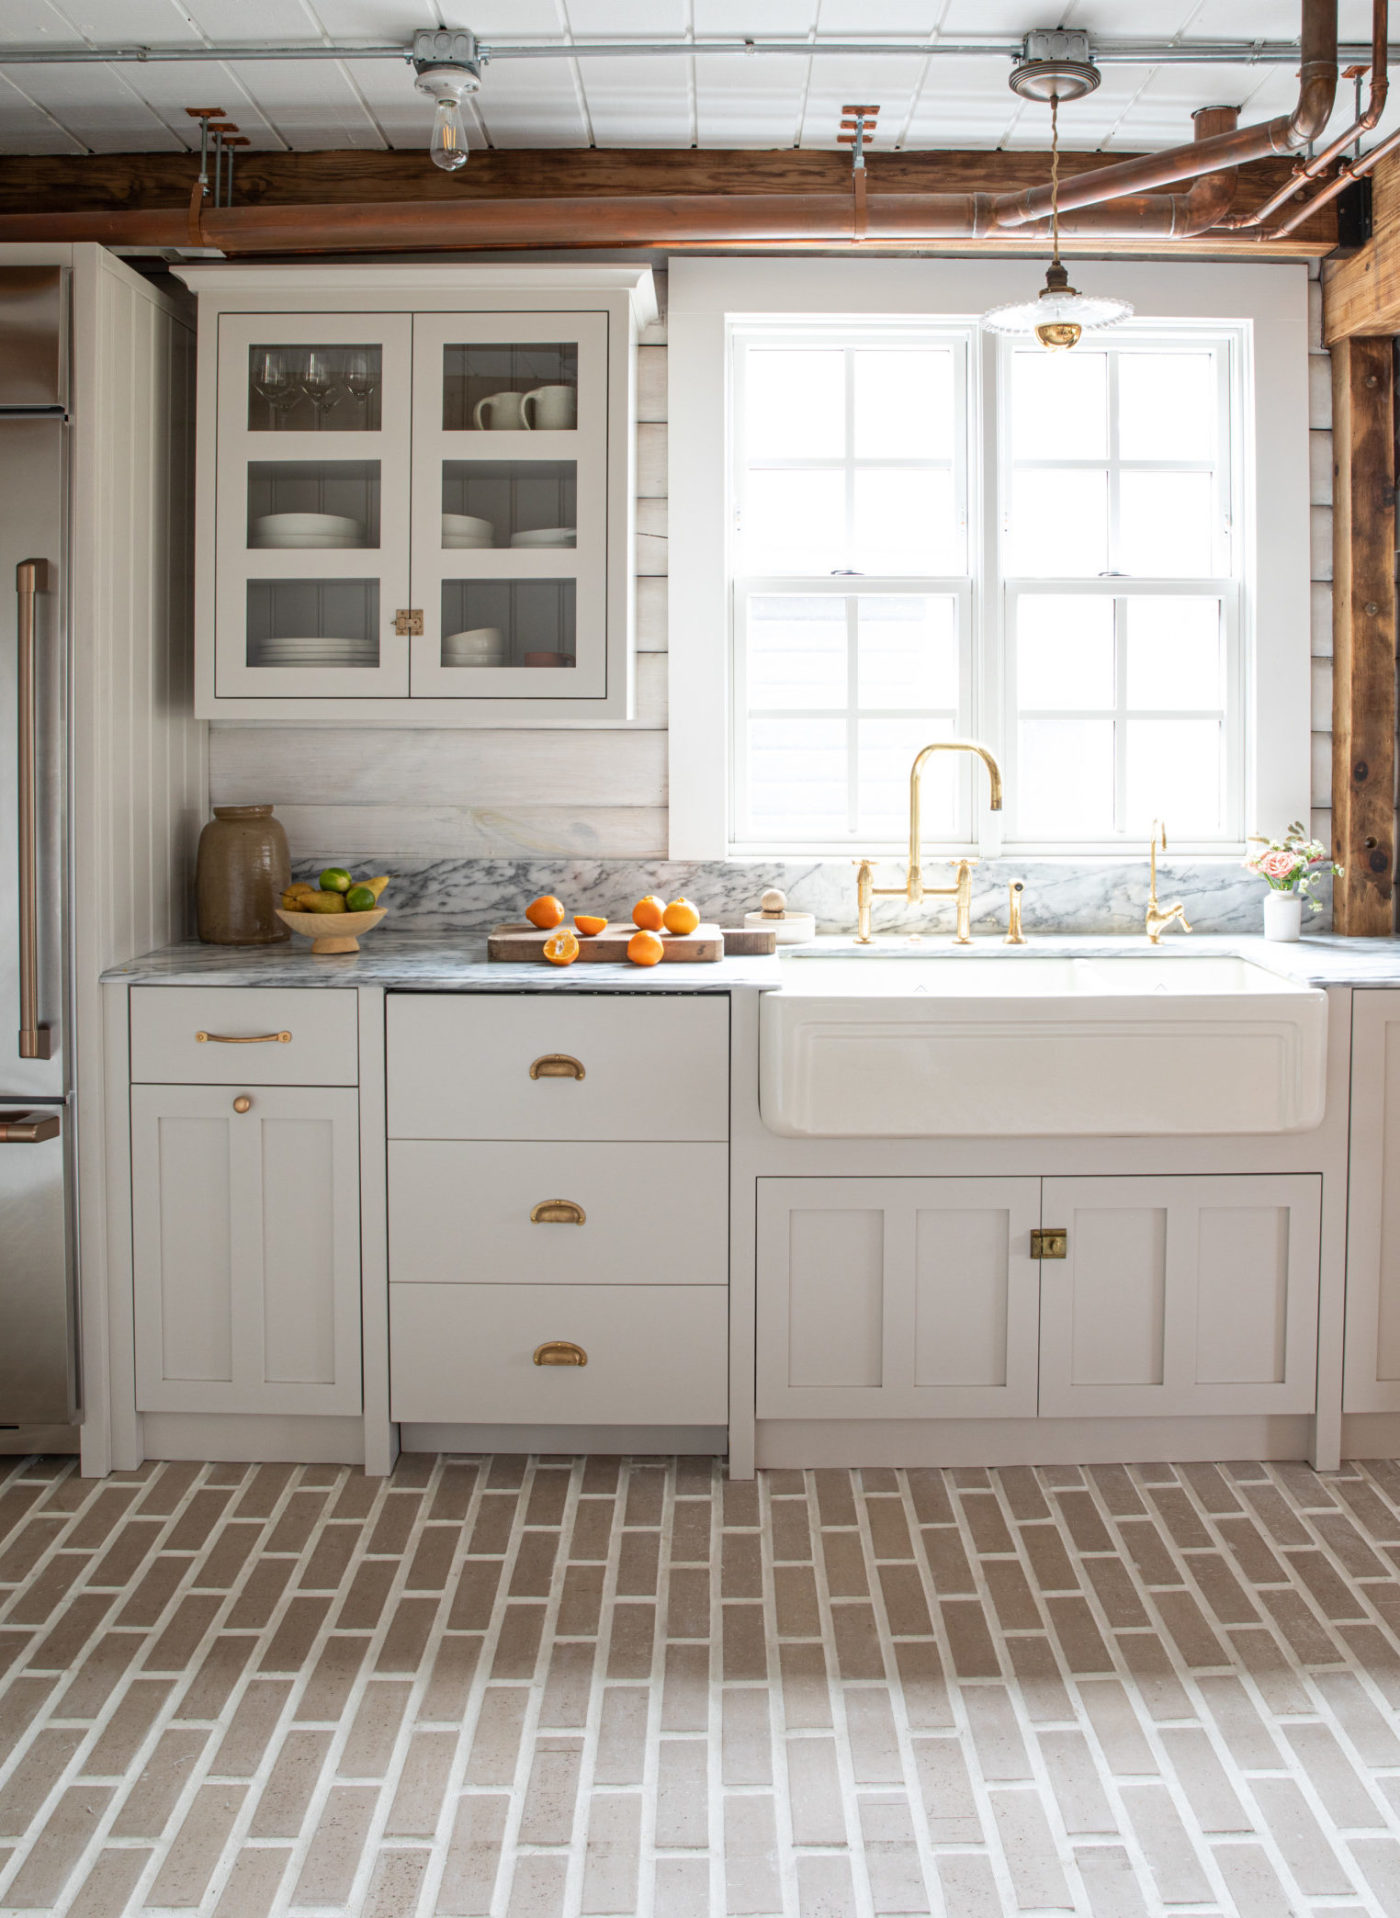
[534,1341,587,1366]
[530,1199,586,1225]
[0,1109,60,1144]
[530,1053,585,1081]
[16,559,53,1062]
[196,1030,292,1045]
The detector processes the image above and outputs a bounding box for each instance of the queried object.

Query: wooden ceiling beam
[0,146,1338,253]
[1324,148,1400,339]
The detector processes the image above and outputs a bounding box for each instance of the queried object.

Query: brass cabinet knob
[530,1199,586,1225]
[233,1095,253,1114]
[534,1341,587,1366]
[530,1053,585,1080]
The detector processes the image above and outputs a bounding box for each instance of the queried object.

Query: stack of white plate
[256,636,378,669]
[442,626,506,669]
[252,512,364,549]
[443,513,495,549]
[510,526,576,548]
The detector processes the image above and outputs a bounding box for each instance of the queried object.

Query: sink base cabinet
[757,1172,1321,1424]
[131,1083,363,1417]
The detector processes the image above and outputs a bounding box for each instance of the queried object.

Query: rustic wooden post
[1331,335,1397,934]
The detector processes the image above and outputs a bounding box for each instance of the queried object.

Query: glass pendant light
[983,98,1133,350]
[428,86,470,172]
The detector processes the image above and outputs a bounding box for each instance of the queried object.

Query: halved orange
[632,894,666,931]
[525,895,565,930]
[543,929,580,966]
[574,913,608,937]
[627,929,665,967]
[663,897,700,935]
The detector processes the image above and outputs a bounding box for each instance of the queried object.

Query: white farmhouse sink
[758,951,1328,1137]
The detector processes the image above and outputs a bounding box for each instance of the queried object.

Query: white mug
[473,391,529,430]
[521,384,577,431]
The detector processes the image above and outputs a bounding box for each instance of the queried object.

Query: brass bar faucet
[855,740,1004,943]
[1145,819,1193,943]
[1005,879,1027,945]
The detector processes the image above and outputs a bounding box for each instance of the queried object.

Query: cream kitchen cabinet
[756,1171,1321,1423]
[130,1082,362,1417]
[175,263,656,724]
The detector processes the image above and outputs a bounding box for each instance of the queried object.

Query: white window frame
[667,257,1312,864]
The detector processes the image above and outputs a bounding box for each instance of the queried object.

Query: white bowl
[509,527,577,548]
[444,535,495,551]
[442,627,504,649]
[252,512,364,548]
[442,513,495,545]
[443,658,506,669]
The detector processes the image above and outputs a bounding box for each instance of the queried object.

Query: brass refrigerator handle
[16,559,53,1063]
[0,1109,60,1144]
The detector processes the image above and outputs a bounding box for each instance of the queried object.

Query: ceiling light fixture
[412,29,482,172]
[983,34,1132,351]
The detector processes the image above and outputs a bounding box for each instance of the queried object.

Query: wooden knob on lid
[760,888,788,919]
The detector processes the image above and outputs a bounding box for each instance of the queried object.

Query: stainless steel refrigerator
[0,265,77,1438]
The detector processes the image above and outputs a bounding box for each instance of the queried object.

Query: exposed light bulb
[430,91,469,171]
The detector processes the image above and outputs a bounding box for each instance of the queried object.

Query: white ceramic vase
[1263,889,1303,942]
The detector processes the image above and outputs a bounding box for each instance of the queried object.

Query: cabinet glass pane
[246,581,380,670]
[247,346,382,432]
[443,344,579,431]
[247,462,380,549]
[439,579,576,671]
[441,461,576,549]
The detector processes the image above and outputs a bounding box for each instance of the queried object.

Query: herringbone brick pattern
[4,1452,1400,1912]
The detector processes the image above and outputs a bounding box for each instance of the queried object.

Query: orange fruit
[574,913,608,937]
[663,897,700,935]
[543,929,579,967]
[632,894,666,931]
[627,929,665,967]
[525,895,565,930]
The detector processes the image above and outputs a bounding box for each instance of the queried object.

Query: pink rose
[1257,848,1299,882]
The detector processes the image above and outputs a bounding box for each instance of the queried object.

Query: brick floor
[4,1453,1400,1911]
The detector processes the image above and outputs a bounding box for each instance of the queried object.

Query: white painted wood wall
[209,286,671,862]
[66,245,207,1475]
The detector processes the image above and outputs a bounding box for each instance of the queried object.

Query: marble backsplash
[291,854,1325,938]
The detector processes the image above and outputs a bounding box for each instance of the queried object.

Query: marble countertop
[105,929,1400,991]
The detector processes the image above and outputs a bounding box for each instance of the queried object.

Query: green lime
[345,885,376,912]
[319,867,352,893]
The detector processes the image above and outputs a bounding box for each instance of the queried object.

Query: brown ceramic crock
[196,804,292,945]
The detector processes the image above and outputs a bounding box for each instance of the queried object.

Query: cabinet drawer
[390,1142,727,1286]
[390,1282,727,1424]
[131,987,358,1086]
[387,993,728,1141]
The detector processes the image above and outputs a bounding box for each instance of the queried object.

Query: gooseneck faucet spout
[1145,819,1193,944]
[855,739,1004,944]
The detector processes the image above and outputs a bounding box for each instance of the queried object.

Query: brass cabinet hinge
[1031,1228,1068,1260]
[394,608,424,636]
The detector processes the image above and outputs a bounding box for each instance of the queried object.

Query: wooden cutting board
[488,921,726,964]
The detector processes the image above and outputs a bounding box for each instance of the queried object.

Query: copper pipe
[15,559,52,1064]
[1224,0,1386,228]
[1264,115,1400,237]
[993,0,1337,228]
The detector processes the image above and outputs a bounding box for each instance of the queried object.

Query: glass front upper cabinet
[188,268,652,721]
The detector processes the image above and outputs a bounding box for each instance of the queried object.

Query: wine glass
[343,351,378,416]
[250,348,303,425]
[300,350,343,423]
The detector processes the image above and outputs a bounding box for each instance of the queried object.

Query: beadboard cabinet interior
[175,264,657,724]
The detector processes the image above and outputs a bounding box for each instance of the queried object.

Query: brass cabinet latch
[1031,1228,1068,1260]
[394,609,424,636]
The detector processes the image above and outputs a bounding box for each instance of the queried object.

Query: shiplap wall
[211,270,1334,871]
[209,301,672,861]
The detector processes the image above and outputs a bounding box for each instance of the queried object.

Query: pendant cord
[1050,94,1061,267]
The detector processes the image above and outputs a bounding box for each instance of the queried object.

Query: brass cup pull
[0,1110,60,1144]
[197,1030,292,1045]
[534,1341,587,1367]
[530,1053,585,1081]
[531,1199,586,1225]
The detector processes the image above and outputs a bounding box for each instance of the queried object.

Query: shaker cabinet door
[756,1176,1043,1419]
[131,1083,362,1416]
[1038,1174,1321,1418]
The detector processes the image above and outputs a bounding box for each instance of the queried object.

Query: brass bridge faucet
[1145,819,1193,944]
[856,740,1004,944]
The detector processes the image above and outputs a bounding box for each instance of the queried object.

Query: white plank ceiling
[1,1,1396,158]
